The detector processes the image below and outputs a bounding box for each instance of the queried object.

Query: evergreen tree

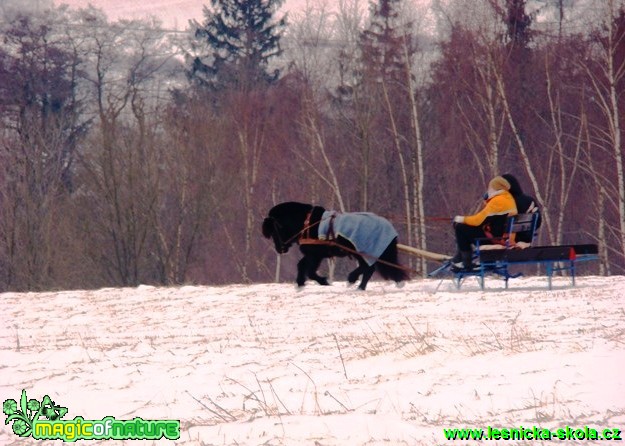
[359,0,415,85]
[189,0,286,91]
[504,0,533,50]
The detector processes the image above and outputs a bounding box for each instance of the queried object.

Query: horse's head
[262,202,314,254]
[262,216,291,253]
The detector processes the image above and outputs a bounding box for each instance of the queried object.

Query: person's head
[501,173,523,197]
[486,175,511,198]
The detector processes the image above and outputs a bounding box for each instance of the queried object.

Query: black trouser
[454,223,488,252]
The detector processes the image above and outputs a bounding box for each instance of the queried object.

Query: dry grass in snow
[1,275,625,445]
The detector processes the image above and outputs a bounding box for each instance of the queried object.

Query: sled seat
[449,213,599,290]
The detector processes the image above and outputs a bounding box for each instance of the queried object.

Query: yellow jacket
[462,190,517,227]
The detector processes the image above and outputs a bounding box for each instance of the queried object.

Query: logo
[4,390,180,442]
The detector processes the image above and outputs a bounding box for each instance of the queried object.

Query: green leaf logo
[3,390,68,439]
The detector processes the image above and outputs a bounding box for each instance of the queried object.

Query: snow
[2,275,625,445]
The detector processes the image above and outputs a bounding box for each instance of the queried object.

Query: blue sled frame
[428,214,599,290]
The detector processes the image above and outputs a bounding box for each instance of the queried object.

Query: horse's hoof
[395,281,406,288]
[318,278,330,286]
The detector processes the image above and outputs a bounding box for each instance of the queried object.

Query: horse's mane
[268,201,313,219]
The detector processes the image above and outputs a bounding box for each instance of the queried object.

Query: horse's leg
[347,265,364,284]
[297,255,329,286]
[356,258,375,290]
[296,256,309,287]
[346,254,378,286]
[306,256,329,285]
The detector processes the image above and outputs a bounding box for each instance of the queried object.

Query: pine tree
[189,0,286,91]
[504,0,532,50]
[359,0,415,86]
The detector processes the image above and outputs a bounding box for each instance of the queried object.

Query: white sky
[48,0,612,38]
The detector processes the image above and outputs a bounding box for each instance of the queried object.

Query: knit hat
[488,176,511,192]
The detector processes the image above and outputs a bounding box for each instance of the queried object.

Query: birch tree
[581,1,625,263]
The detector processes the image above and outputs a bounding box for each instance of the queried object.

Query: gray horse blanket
[318,211,398,266]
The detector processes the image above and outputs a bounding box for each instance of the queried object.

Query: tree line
[0,0,623,291]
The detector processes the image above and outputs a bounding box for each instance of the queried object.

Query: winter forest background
[0,0,623,291]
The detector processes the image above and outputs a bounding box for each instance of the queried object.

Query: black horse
[262,202,409,290]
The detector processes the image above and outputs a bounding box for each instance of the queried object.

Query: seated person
[502,173,542,244]
[451,176,518,271]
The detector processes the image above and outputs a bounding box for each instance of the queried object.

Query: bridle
[267,217,288,252]
[268,211,323,252]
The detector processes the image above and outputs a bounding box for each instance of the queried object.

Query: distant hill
[52,0,307,30]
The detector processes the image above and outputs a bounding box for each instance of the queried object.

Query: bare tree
[580,0,625,263]
[75,12,180,285]
[0,10,87,290]
[150,96,218,284]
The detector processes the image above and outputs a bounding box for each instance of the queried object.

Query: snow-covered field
[2,275,624,445]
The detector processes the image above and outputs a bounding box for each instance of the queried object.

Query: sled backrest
[476,212,539,251]
[507,212,539,246]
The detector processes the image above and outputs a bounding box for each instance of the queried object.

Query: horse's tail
[376,238,410,282]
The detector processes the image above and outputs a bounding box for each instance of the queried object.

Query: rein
[283,211,324,247]
[315,238,415,274]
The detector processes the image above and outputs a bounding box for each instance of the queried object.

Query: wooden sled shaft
[397,243,451,262]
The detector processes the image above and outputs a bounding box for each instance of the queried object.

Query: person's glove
[453,215,465,224]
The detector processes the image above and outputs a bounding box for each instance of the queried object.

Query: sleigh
[421,213,599,290]
[263,203,598,291]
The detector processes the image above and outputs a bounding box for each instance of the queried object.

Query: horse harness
[299,210,335,246]
[273,209,331,249]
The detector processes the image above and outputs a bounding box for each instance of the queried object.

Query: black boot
[450,252,463,270]
[452,251,477,272]
[462,251,475,270]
